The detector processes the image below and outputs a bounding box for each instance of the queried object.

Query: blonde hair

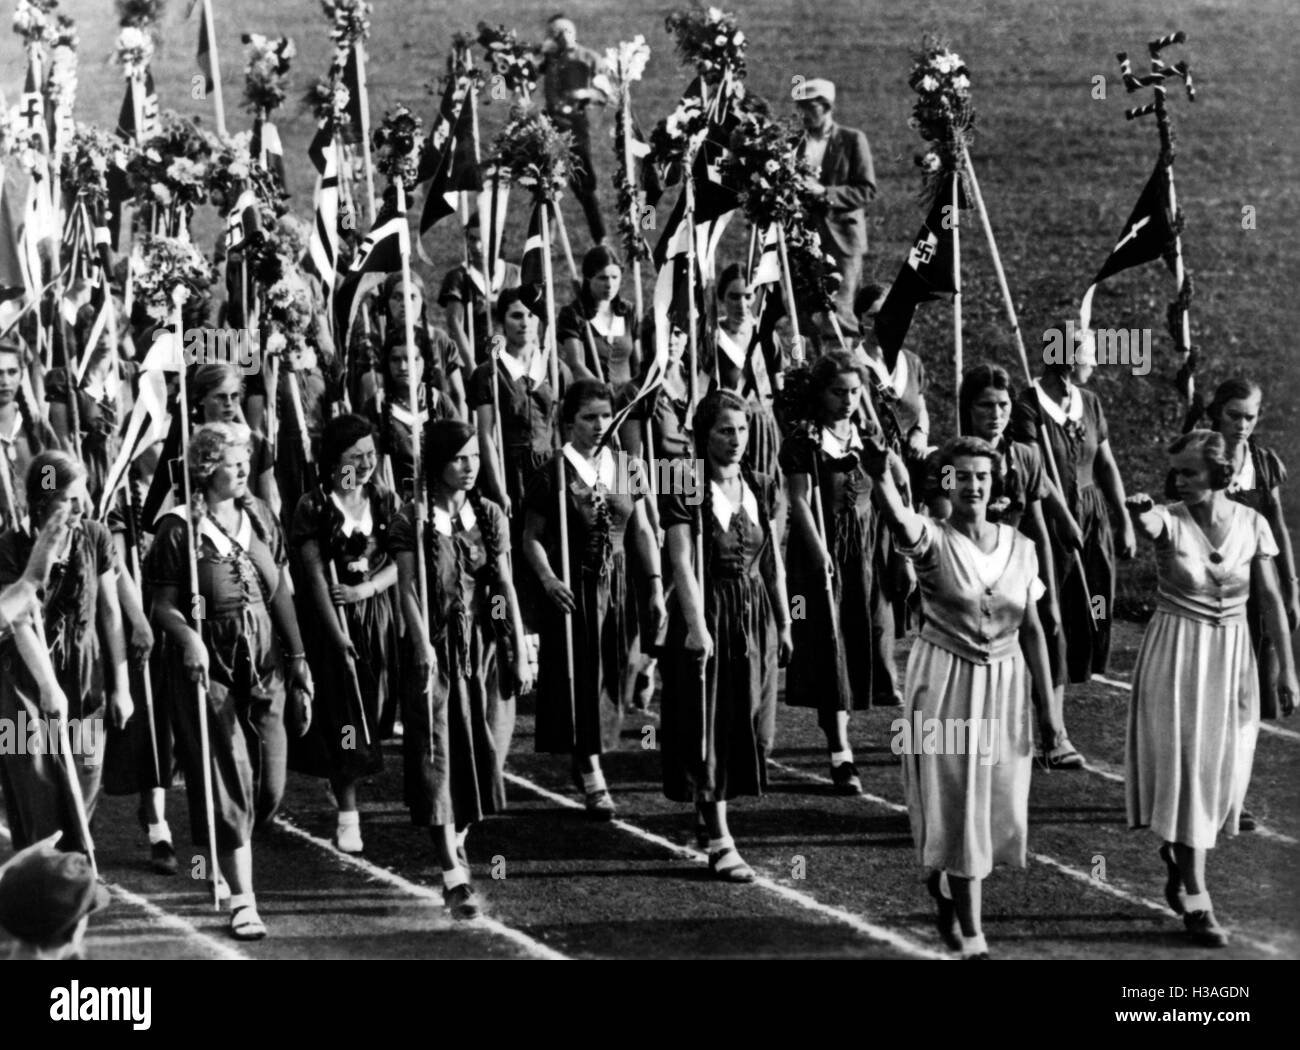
[188,421,252,493]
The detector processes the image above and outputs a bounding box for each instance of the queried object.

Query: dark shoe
[585,789,616,820]
[443,883,481,921]
[149,840,178,876]
[830,761,863,795]
[1184,909,1228,948]
[1238,808,1257,832]
[1158,844,1183,915]
[925,871,962,951]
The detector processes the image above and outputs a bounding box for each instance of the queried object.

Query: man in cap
[539,14,611,245]
[0,831,110,959]
[793,77,877,336]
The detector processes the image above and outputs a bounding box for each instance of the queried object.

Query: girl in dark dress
[392,420,532,920]
[0,453,133,853]
[147,422,314,940]
[290,414,401,853]
[780,353,889,793]
[0,341,61,532]
[191,363,280,519]
[661,390,792,880]
[1011,345,1135,683]
[374,273,465,418]
[523,380,666,819]
[557,247,640,411]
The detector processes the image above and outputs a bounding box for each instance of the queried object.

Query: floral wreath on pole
[321,0,370,53]
[242,33,296,115]
[133,234,216,320]
[664,4,746,87]
[607,36,653,264]
[125,113,216,234]
[60,124,135,210]
[908,36,975,204]
[113,0,164,78]
[372,103,425,193]
[476,22,539,103]
[490,105,575,203]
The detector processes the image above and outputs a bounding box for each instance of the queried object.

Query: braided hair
[424,419,501,599]
[691,389,771,562]
[188,421,273,551]
[561,380,617,568]
[377,326,437,459]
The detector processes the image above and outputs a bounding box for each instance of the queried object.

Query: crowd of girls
[0,235,1293,956]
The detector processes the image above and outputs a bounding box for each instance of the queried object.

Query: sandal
[230,903,268,941]
[925,871,961,951]
[1158,844,1184,915]
[1045,732,1084,770]
[708,847,756,883]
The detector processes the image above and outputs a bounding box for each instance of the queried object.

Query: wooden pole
[355,43,378,227]
[327,562,372,748]
[174,294,221,910]
[202,0,227,137]
[122,478,161,787]
[775,225,804,365]
[540,201,576,737]
[951,168,962,429]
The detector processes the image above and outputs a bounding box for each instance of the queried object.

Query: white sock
[441,866,469,891]
[337,810,360,828]
[455,827,468,849]
[582,768,607,793]
[959,932,988,956]
[229,892,255,912]
[830,749,854,767]
[707,836,735,855]
[147,821,172,846]
[938,871,953,900]
[1183,891,1211,913]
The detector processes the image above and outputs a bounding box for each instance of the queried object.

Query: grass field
[0,0,1296,962]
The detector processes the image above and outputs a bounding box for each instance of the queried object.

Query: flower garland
[490,104,574,202]
[61,124,133,208]
[321,0,370,51]
[664,5,746,86]
[242,33,296,115]
[134,234,215,318]
[304,76,351,128]
[609,37,652,262]
[0,109,46,177]
[126,113,216,215]
[113,25,154,78]
[721,105,817,231]
[13,0,58,48]
[603,35,651,101]
[907,36,975,203]
[251,213,311,288]
[477,22,539,101]
[647,94,706,171]
[372,103,424,190]
[264,276,314,348]
[784,226,840,314]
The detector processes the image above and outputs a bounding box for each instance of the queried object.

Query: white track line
[763,758,1285,956]
[0,821,247,961]
[1095,674,1300,741]
[270,814,567,960]
[502,770,948,960]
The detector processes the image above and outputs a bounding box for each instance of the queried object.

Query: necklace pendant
[1208,551,1223,565]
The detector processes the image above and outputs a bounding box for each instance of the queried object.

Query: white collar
[715,326,748,370]
[0,408,26,446]
[164,507,252,556]
[465,261,508,298]
[1227,452,1256,494]
[1033,379,1083,426]
[589,311,626,341]
[499,345,548,386]
[432,500,477,537]
[821,426,863,457]
[862,350,909,397]
[329,490,373,536]
[562,443,615,489]
[711,478,759,531]
[389,400,428,429]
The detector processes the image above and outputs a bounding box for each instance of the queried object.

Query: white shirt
[710,479,759,531]
[562,443,616,489]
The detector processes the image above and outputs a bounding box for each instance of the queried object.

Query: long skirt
[402,621,505,827]
[168,608,288,852]
[660,575,778,803]
[1057,483,1114,682]
[534,551,631,757]
[1125,611,1258,849]
[289,589,397,781]
[102,655,175,796]
[900,639,1034,879]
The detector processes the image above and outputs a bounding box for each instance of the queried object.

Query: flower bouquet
[13,0,58,48]
[664,5,746,86]
[489,104,574,202]
[242,33,296,115]
[134,234,216,318]
[477,22,539,102]
[321,0,370,51]
[372,103,423,190]
[907,36,975,202]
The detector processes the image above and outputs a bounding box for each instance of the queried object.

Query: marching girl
[377,273,465,418]
[191,363,281,519]
[0,452,134,852]
[290,414,401,854]
[1125,430,1297,947]
[865,436,1056,959]
[1011,340,1135,685]
[391,420,533,919]
[0,338,60,532]
[147,422,314,940]
[438,215,521,371]
[779,352,890,793]
[522,379,666,818]
[928,364,1083,769]
[709,265,785,486]
[661,390,791,878]
[558,246,640,398]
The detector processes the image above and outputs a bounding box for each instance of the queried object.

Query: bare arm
[1254,556,1299,714]
[475,404,510,514]
[787,472,829,573]
[1095,438,1135,556]
[97,568,133,727]
[1263,490,1299,628]
[300,538,353,656]
[523,507,574,612]
[1019,599,1057,708]
[869,449,925,548]
[560,335,595,381]
[111,539,155,666]
[1124,493,1165,544]
[665,522,710,655]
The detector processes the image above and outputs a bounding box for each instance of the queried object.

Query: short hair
[561,377,614,424]
[188,422,252,491]
[25,451,87,528]
[1205,377,1262,428]
[1168,429,1233,490]
[320,413,377,485]
[958,364,1015,436]
[692,389,749,462]
[854,282,889,319]
[935,435,1004,490]
[494,286,532,323]
[191,362,244,415]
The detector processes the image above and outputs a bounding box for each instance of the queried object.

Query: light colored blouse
[898,518,1045,664]
[1152,501,1278,627]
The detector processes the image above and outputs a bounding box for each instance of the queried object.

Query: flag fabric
[196,3,215,94]
[751,224,780,286]
[305,123,340,328]
[518,201,546,317]
[651,190,697,376]
[477,169,510,278]
[19,60,49,155]
[223,189,261,254]
[874,171,959,368]
[341,45,364,145]
[1078,162,1175,332]
[0,167,28,304]
[417,72,478,233]
[252,118,286,194]
[224,189,262,329]
[334,207,410,343]
[110,71,158,248]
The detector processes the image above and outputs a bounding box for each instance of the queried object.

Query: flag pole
[355,42,378,227]
[173,291,222,911]
[774,225,804,366]
[327,562,372,748]
[683,173,707,764]
[620,80,644,328]
[122,477,162,786]
[951,167,963,428]
[540,199,576,738]
[201,0,227,137]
